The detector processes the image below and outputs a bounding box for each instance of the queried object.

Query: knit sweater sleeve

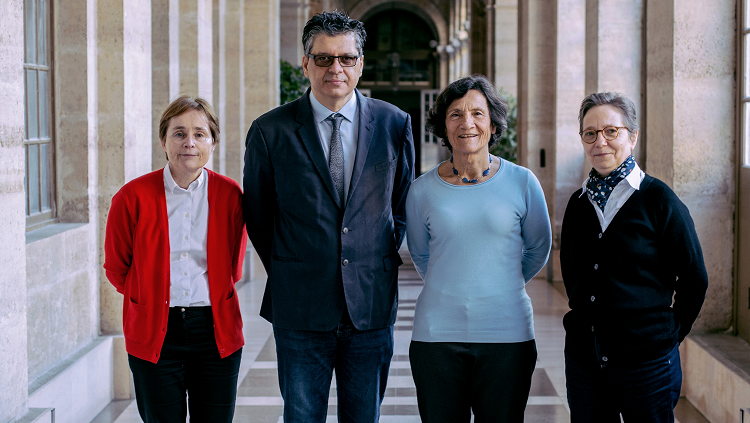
[405,177,430,279]
[520,169,552,282]
[658,186,709,341]
[104,185,137,294]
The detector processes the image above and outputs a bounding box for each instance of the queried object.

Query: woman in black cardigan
[560,92,708,423]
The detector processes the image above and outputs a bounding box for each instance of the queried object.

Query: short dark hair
[159,95,220,145]
[302,11,367,57]
[426,74,508,152]
[578,92,638,135]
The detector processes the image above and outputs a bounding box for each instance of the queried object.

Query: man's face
[302,33,363,111]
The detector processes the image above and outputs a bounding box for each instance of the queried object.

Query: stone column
[487,0,517,95]
[213,0,224,173]
[151,0,171,171]
[152,0,214,171]
[436,45,450,88]
[585,0,644,163]
[98,0,153,334]
[517,0,557,205]
[519,0,585,281]
[213,0,243,183]
[0,0,29,419]
[280,0,310,66]
[242,0,280,132]
[56,1,92,223]
[645,0,734,331]
[220,0,244,183]
[553,0,586,280]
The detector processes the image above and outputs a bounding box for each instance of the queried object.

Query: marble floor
[91,250,709,423]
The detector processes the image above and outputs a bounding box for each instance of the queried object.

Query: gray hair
[302,11,367,57]
[578,92,638,135]
[426,74,508,153]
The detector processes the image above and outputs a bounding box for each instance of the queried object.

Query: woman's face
[445,89,496,156]
[581,105,638,176]
[161,109,215,179]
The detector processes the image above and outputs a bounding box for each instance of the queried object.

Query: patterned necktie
[585,155,636,211]
[326,113,345,205]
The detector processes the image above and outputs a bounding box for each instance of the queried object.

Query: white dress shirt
[580,162,646,232]
[163,165,211,307]
[309,91,359,203]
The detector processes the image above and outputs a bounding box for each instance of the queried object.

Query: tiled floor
[92,249,708,423]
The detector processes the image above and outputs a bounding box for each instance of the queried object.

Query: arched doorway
[359,9,440,175]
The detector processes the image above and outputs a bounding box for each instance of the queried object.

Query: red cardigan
[104,168,247,363]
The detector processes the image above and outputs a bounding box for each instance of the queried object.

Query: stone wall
[26,225,98,383]
[0,0,29,420]
[646,0,735,331]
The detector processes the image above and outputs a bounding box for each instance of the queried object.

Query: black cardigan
[560,175,708,366]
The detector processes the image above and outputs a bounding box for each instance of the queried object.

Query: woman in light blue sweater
[406,75,552,423]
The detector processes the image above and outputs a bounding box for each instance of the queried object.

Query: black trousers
[128,307,242,423]
[409,339,537,423]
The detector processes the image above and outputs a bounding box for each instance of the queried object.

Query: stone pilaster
[553,0,586,279]
[280,0,310,66]
[517,0,557,206]
[645,0,735,332]
[487,0,518,95]
[97,0,153,335]
[151,0,171,171]
[152,0,214,171]
[242,0,280,131]
[585,0,645,163]
[0,0,29,420]
[218,0,244,183]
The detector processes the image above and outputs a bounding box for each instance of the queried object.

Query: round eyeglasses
[579,126,628,144]
[307,54,360,67]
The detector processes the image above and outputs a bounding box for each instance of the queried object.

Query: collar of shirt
[163,163,206,193]
[580,161,646,232]
[309,90,358,124]
[579,161,644,197]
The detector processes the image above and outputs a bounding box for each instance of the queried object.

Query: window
[24,0,54,229]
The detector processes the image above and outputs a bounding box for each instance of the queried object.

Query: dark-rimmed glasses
[579,126,628,144]
[307,54,360,67]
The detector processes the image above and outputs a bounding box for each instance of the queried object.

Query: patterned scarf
[585,155,636,211]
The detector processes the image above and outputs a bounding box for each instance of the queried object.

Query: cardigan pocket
[125,297,147,343]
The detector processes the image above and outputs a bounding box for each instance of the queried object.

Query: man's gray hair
[302,11,367,56]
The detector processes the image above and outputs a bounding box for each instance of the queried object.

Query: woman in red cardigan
[104,96,247,423]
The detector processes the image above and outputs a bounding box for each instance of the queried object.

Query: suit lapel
[296,90,342,208]
[347,90,374,204]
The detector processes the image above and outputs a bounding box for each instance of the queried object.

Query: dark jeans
[565,342,682,423]
[273,324,394,423]
[409,339,538,423]
[128,307,242,423]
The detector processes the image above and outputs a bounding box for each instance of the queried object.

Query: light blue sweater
[405,159,552,343]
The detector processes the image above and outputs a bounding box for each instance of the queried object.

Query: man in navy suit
[243,11,415,423]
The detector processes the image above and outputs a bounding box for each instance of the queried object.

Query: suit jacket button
[342,227,349,234]
[342,259,349,266]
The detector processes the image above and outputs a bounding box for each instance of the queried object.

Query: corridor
[90,249,708,423]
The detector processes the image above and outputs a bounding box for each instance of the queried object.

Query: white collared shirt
[309,91,359,203]
[580,162,646,232]
[163,164,211,307]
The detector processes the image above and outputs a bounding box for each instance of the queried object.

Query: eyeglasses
[579,126,628,144]
[307,54,360,67]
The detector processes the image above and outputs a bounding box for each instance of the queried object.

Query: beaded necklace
[450,154,492,184]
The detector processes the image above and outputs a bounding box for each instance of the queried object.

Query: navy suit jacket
[243,89,415,331]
